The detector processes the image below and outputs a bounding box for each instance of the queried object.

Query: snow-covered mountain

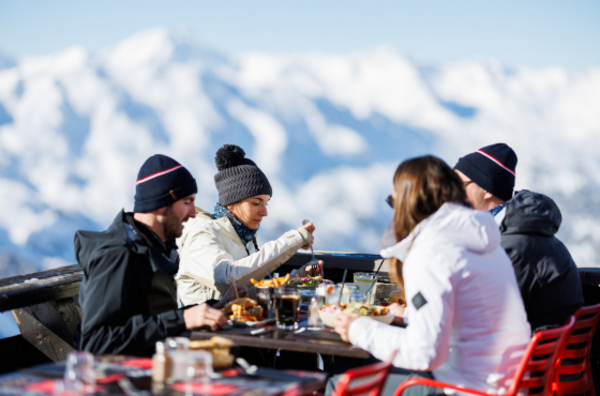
[1,28,599,336]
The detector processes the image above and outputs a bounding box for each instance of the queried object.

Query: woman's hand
[212,284,248,309]
[389,303,406,325]
[301,222,316,249]
[305,260,324,276]
[333,311,361,342]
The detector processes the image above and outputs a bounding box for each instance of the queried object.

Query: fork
[302,219,321,277]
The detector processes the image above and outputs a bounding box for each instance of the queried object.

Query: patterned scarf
[489,203,507,217]
[213,202,258,245]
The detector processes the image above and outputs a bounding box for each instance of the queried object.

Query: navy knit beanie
[134,154,197,213]
[454,143,517,202]
[214,144,272,206]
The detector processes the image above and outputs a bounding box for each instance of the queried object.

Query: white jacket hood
[381,203,500,261]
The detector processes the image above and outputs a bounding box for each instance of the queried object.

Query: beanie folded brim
[134,178,198,213]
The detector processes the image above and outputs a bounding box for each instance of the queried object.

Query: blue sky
[0,1,599,70]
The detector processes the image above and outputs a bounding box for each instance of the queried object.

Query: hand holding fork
[302,219,323,277]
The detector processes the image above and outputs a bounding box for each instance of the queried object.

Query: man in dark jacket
[75,154,230,356]
[454,143,583,332]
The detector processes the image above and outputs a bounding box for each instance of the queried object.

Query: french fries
[250,273,290,287]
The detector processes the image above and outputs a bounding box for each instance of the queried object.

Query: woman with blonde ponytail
[332,155,530,396]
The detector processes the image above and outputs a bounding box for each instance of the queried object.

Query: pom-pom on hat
[134,154,197,213]
[214,144,272,206]
[454,143,517,202]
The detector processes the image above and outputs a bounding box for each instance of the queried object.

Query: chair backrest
[553,303,600,395]
[506,316,575,396]
[332,351,397,396]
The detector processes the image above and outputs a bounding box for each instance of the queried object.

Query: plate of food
[250,274,290,288]
[318,303,394,327]
[286,275,332,289]
[223,297,274,326]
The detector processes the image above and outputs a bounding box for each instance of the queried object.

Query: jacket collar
[116,210,179,275]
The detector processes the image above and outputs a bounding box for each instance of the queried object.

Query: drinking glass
[274,287,301,330]
[354,273,377,304]
[300,289,317,313]
[186,351,213,382]
[256,286,276,318]
[329,284,358,305]
[64,351,95,389]
[349,292,367,304]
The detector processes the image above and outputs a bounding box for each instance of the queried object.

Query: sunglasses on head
[386,195,394,209]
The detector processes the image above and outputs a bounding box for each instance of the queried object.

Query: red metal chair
[553,304,600,396]
[328,350,398,396]
[393,316,575,396]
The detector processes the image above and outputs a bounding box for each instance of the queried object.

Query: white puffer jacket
[348,203,531,393]
[176,208,311,305]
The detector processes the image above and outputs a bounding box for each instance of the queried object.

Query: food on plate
[344,302,390,317]
[287,275,323,287]
[389,290,406,305]
[189,336,235,368]
[250,273,290,288]
[223,298,264,321]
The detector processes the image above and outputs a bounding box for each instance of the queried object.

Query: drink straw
[365,258,386,296]
[338,269,348,303]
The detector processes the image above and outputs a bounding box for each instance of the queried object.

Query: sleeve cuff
[158,309,187,335]
[348,316,377,345]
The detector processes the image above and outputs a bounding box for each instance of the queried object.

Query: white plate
[318,309,394,327]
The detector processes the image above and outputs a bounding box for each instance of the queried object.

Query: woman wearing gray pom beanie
[176,144,321,305]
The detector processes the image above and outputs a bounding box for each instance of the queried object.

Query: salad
[287,275,324,287]
[320,302,390,317]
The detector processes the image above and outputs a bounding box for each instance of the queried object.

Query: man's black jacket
[500,190,583,332]
[74,210,187,356]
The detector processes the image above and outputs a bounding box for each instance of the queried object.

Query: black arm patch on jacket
[412,292,428,310]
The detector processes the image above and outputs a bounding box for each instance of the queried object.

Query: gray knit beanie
[214,144,272,206]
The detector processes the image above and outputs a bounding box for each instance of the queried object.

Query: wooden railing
[1,253,600,388]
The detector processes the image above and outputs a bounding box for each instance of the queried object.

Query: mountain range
[0,28,599,337]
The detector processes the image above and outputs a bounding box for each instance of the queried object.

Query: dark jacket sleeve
[78,248,187,357]
[501,235,538,309]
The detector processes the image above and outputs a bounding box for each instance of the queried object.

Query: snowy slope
[0,28,599,336]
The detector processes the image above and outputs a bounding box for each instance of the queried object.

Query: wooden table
[191,325,371,359]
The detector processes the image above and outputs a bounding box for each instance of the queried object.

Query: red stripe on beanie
[136,165,182,185]
[476,150,516,176]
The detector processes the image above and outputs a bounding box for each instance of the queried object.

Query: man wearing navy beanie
[454,144,583,333]
[74,154,233,356]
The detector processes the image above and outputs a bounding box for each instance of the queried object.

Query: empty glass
[186,351,213,382]
[349,292,367,304]
[64,351,95,388]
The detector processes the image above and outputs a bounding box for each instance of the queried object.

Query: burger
[223,298,264,321]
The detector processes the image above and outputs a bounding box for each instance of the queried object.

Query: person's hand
[389,303,406,325]
[333,311,361,342]
[305,260,324,276]
[301,222,315,249]
[212,284,249,309]
[183,303,228,331]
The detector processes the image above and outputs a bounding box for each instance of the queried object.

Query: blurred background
[0,0,598,336]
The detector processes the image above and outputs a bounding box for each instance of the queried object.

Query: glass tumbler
[64,351,95,387]
[353,273,377,304]
[349,292,367,305]
[274,287,301,330]
[186,350,213,383]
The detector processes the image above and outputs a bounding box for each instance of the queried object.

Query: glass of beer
[354,272,377,304]
[274,287,301,330]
